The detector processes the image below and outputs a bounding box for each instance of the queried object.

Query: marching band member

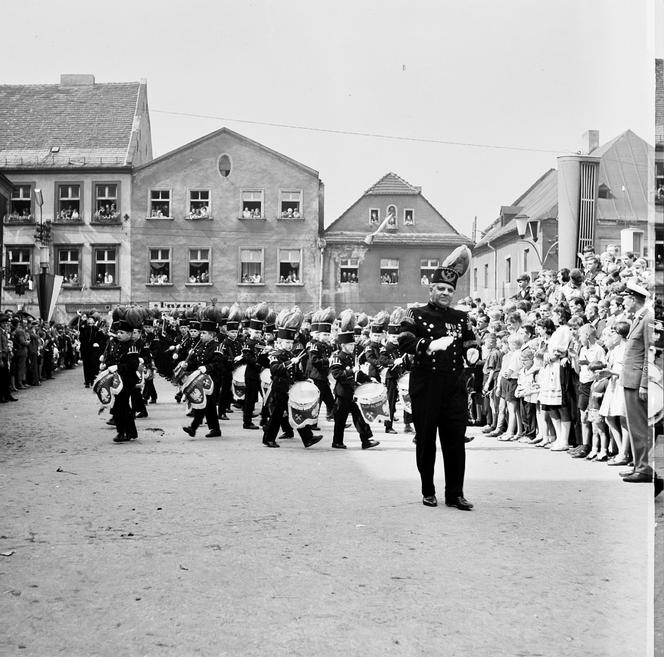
[182,320,223,438]
[359,311,389,382]
[239,303,269,430]
[141,320,159,405]
[129,325,150,419]
[306,307,336,422]
[262,308,322,449]
[329,310,380,450]
[102,320,140,443]
[379,307,413,434]
[219,304,243,420]
[398,246,479,509]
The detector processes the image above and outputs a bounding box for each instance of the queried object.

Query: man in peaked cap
[398,246,479,510]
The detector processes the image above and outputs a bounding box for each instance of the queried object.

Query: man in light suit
[619,282,659,489]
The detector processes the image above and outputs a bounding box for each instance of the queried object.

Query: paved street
[0,366,655,657]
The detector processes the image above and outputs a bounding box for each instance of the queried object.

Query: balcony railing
[91,211,122,225]
[4,213,35,225]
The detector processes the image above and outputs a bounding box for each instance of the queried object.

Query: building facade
[472,130,652,301]
[322,173,471,313]
[130,128,324,311]
[655,58,663,297]
[0,74,152,319]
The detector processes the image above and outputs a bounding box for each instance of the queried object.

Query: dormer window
[598,183,612,199]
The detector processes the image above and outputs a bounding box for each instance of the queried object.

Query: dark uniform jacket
[104,339,141,387]
[330,350,371,399]
[268,349,306,395]
[358,341,382,381]
[239,338,268,383]
[185,339,223,384]
[378,342,409,382]
[305,340,332,381]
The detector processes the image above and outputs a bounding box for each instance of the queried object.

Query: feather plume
[356,312,369,328]
[264,310,277,326]
[441,245,471,277]
[338,309,356,332]
[389,307,407,325]
[371,310,390,327]
[319,307,336,324]
[253,302,270,322]
[228,303,244,323]
[275,308,290,327]
[282,307,304,330]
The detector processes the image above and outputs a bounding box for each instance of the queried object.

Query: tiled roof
[364,172,421,195]
[475,169,558,248]
[0,81,141,167]
[324,232,471,245]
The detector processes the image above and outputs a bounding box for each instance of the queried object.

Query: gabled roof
[593,129,650,222]
[0,80,144,167]
[364,172,421,195]
[134,126,319,177]
[475,168,558,248]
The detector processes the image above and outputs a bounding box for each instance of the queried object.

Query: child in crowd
[515,347,538,442]
[585,373,611,461]
[481,332,501,431]
[497,334,524,441]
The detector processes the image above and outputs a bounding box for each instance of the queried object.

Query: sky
[4,0,661,237]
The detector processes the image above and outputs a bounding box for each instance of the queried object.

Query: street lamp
[514,214,558,267]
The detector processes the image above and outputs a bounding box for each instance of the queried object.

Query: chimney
[60,74,95,86]
[581,130,599,154]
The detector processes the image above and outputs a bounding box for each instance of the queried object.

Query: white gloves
[198,366,207,373]
[108,365,118,373]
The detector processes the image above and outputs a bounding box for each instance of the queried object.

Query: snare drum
[232,364,246,401]
[182,370,214,410]
[354,382,389,424]
[92,369,123,407]
[397,372,411,414]
[288,380,321,429]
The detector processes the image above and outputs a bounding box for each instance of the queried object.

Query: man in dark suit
[619,282,659,489]
[511,274,532,302]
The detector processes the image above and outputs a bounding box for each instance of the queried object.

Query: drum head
[232,364,247,383]
[355,382,385,402]
[289,381,319,404]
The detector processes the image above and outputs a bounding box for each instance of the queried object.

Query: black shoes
[331,442,347,449]
[362,439,380,449]
[106,418,116,426]
[113,434,130,443]
[385,427,398,435]
[303,435,323,448]
[445,496,474,511]
[205,430,222,438]
[278,433,294,440]
[219,414,230,421]
[243,424,259,430]
[422,495,438,507]
[263,440,280,448]
[182,426,196,437]
[135,411,148,419]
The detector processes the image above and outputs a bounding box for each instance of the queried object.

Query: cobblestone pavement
[0,366,654,657]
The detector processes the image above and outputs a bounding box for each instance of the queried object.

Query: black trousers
[313,378,335,415]
[243,379,260,426]
[143,378,158,402]
[410,373,467,499]
[191,385,220,433]
[519,400,537,438]
[0,361,12,400]
[114,387,137,439]
[385,379,398,428]
[263,390,312,445]
[332,395,373,444]
[81,352,98,385]
[131,386,147,415]
[219,371,233,413]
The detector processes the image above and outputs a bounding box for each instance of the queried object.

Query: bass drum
[288,380,321,429]
[182,370,214,410]
[232,364,246,401]
[397,372,411,415]
[354,382,389,424]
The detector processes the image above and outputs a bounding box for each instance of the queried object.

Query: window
[93,247,117,286]
[655,239,664,271]
[218,154,231,178]
[94,184,119,220]
[420,258,439,285]
[473,267,478,290]
[523,249,529,274]
[369,209,380,225]
[9,185,33,221]
[656,161,664,205]
[56,184,82,222]
[148,248,171,285]
[240,191,263,219]
[57,247,80,286]
[240,248,263,284]
[380,258,399,285]
[188,190,210,219]
[598,183,612,200]
[278,249,302,284]
[6,247,32,287]
[404,209,414,225]
[386,205,397,229]
[505,257,512,283]
[188,248,211,284]
[279,191,302,218]
[150,190,171,218]
[484,264,489,288]
[340,258,359,283]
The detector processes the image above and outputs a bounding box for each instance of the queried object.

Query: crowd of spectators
[0,311,84,402]
[57,206,80,222]
[460,244,662,492]
[187,205,209,220]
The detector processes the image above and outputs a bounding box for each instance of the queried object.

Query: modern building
[129,127,324,311]
[321,173,471,313]
[0,74,152,319]
[472,129,652,301]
